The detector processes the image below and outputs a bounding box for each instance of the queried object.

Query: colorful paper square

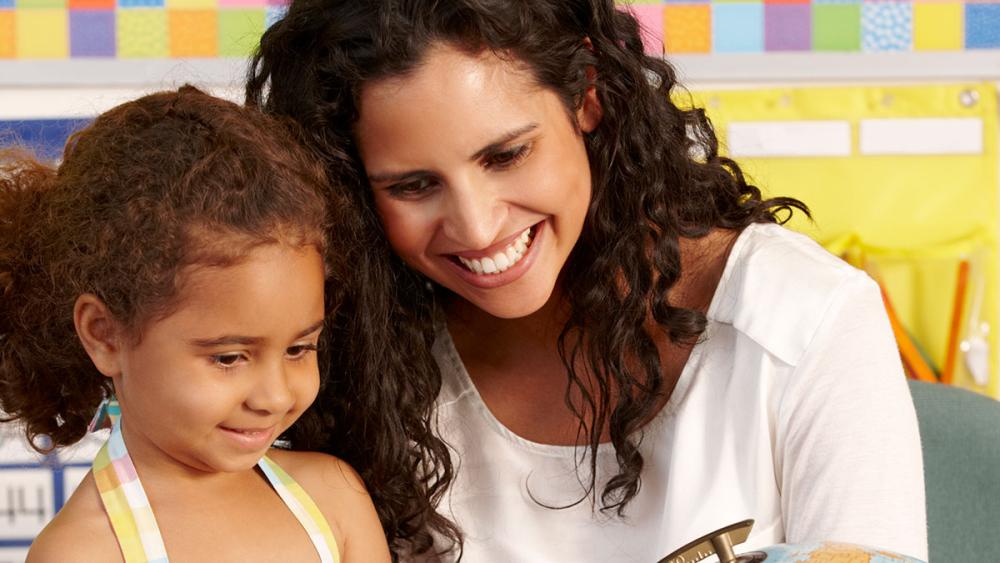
[765,3,810,50]
[218,0,264,7]
[218,8,263,56]
[117,9,167,57]
[862,2,912,52]
[69,0,115,10]
[119,0,163,8]
[18,0,65,9]
[712,3,764,52]
[165,0,215,9]
[966,4,1000,49]
[664,5,711,53]
[0,11,14,58]
[70,10,115,56]
[813,3,861,51]
[623,4,664,55]
[169,9,216,56]
[913,3,962,51]
[0,0,12,8]
[264,4,285,28]
[16,9,67,58]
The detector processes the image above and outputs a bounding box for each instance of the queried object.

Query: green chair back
[907,380,1000,561]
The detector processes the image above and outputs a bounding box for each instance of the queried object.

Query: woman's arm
[774,273,928,560]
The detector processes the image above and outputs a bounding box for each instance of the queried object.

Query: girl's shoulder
[265,449,391,562]
[266,448,369,500]
[27,473,121,563]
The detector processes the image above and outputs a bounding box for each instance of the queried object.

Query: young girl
[249,0,928,561]
[0,86,390,563]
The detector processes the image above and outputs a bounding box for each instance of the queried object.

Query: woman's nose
[441,177,507,250]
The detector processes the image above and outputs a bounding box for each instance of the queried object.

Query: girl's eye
[287,343,319,361]
[486,144,530,170]
[387,177,437,199]
[211,353,246,369]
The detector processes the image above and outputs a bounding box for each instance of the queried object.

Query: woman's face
[356,44,601,319]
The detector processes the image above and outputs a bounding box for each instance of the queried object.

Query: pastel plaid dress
[91,419,342,563]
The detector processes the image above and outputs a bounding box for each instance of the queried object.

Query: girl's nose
[441,176,507,250]
[245,363,295,415]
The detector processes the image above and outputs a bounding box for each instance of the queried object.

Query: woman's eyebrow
[366,123,539,184]
[469,123,538,161]
[368,168,435,184]
[293,319,326,340]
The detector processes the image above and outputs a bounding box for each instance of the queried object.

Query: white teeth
[456,226,534,275]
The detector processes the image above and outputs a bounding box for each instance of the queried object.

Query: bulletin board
[685,83,999,397]
[619,0,1000,55]
[0,1,286,60]
[0,428,105,562]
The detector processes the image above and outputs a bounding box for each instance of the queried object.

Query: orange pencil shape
[878,283,938,383]
[942,259,970,385]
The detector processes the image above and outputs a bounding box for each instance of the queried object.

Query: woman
[247,1,928,560]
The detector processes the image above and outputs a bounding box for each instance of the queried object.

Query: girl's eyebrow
[366,123,539,184]
[188,319,325,348]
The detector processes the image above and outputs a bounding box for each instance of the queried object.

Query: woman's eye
[486,145,529,169]
[211,353,245,369]
[287,343,319,361]
[387,177,437,198]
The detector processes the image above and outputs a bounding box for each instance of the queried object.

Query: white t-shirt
[430,222,928,562]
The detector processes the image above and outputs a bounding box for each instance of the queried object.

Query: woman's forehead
[355,46,555,159]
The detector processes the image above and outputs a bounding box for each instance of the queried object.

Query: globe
[739,542,926,562]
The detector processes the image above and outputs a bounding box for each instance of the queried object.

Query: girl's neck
[117,418,262,497]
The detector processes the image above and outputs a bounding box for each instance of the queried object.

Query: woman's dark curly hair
[247,0,807,556]
[0,86,340,453]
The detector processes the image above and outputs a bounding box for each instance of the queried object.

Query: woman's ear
[577,38,603,134]
[577,74,603,134]
[74,294,123,378]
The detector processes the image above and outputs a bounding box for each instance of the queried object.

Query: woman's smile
[444,221,544,289]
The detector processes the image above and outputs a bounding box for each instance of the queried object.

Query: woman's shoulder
[27,473,121,563]
[266,449,391,562]
[729,222,861,286]
[714,222,880,365]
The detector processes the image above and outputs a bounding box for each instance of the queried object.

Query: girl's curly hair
[247,0,807,556]
[0,86,340,454]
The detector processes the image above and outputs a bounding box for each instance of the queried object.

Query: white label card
[859,118,984,155]
[727,120,852,158]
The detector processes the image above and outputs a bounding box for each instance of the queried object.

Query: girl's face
[357,44,601,319]
[111,243,325,474]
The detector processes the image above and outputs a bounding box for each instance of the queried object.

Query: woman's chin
[453,285,555,320]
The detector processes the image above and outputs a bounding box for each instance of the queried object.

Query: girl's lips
[445,220,545,289]
[218,425,276,450]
